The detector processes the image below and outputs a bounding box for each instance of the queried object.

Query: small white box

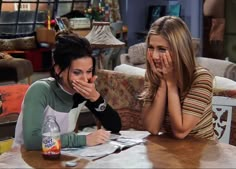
[70,18,91,29]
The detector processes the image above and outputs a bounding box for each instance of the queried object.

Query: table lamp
[85,21,125,69]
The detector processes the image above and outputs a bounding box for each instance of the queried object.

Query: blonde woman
[141,16,216,140]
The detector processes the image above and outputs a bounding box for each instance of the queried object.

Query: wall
[120,0,202,47]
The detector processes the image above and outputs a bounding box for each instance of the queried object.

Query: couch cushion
[114,64,236,91]
[96,69,145,110]
[96,69,145,130]
[213,76,236,91]
[114,64,146,76]
[128,43,146,65]
[197,57,236,81]
[0,36,37,51]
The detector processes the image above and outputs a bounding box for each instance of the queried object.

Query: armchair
[0,53,33,84]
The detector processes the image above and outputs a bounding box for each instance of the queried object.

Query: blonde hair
[141,16,197,102]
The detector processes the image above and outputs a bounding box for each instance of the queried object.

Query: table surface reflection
[2,132,236,168]
[87,134,236,168]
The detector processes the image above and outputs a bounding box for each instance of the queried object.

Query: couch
[95,67,236,146]
[120,42,236,82]
[1,68,236,147]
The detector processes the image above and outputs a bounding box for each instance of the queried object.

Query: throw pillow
[0,84,29,118]
[114,64,146,76]
[14,36,37,50]
[0,36,37,51]
[213,76,236,90]
[129,43,146,65]
[213,76,236,101]
[0,39,15,51]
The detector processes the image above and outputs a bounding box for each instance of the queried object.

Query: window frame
[0,0,90,34]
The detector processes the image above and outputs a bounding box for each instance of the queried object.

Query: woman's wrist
[160,79,167,88]
[90,92,100,102]
[166,81,177,88]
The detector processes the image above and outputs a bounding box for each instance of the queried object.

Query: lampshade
[85,21,125,49]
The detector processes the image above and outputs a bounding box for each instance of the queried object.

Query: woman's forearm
[167,83,192,138]
[167,84,183,128]
[86,96,122,133]
[142,81,167,135]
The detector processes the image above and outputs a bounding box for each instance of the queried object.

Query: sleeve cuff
[90,96,105,108]
[61,133,87,147]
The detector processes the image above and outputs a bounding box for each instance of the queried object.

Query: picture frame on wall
[146,5,165,30]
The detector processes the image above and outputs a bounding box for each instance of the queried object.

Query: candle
[47,10,51,30]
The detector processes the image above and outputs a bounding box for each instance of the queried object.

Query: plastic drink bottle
[42,115,61,160]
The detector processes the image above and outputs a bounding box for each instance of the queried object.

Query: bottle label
[42,134,61,155]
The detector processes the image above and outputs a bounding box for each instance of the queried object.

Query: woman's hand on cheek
[161,51,176,84]
[72,76,100,101]
[147,52,163,78]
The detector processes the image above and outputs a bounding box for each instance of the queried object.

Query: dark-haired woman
[13,32,121,150]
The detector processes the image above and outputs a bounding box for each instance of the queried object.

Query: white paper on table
[110,133,121,140]
[79,143,119,157]
[119,130,150,139]
[76,130,150,140]
[61,143,119,160]
[61,130,149,158]
[61,147,84,157]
